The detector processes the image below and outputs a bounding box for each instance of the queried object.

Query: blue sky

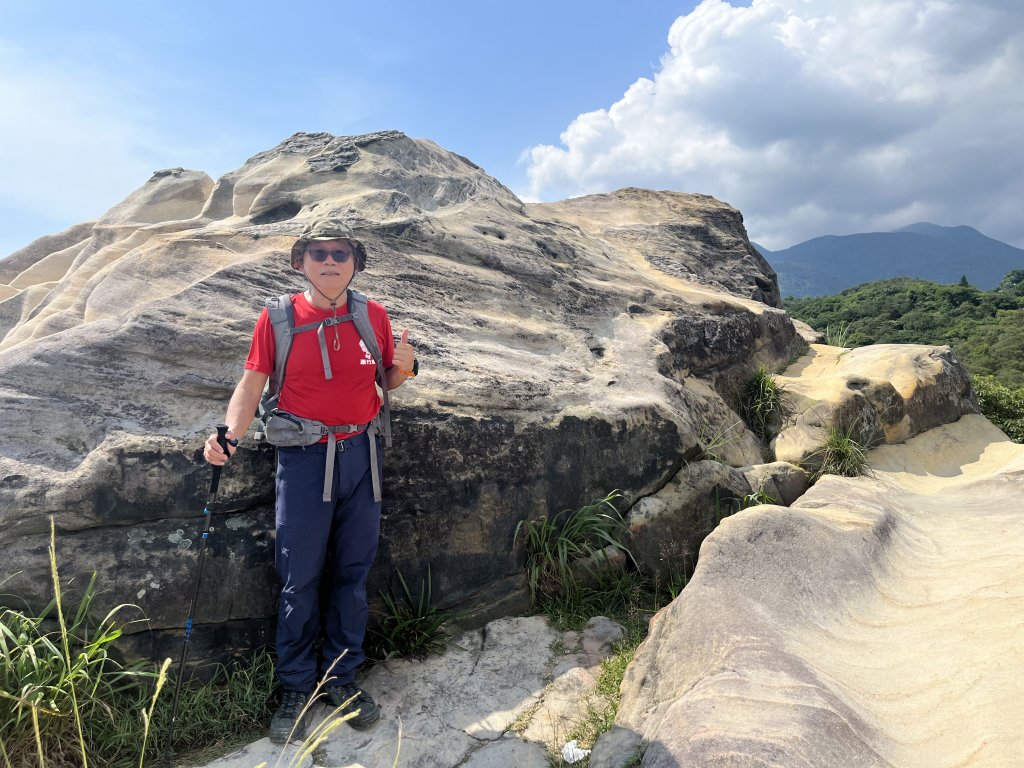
[2,0,1022,258]
[0,0,690,255]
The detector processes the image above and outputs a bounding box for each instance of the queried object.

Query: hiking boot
[269,689,309,744]
[326,683,381,729]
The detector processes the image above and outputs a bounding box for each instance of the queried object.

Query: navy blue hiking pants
[274,431,382,693]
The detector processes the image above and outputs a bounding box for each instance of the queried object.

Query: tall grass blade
[138,658,170,768]
[48,517,88,768]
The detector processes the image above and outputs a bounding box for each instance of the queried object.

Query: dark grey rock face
[0,130,799,666]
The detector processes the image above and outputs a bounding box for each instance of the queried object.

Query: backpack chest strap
[289,314,354,382]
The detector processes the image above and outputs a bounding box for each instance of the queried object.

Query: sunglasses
[305,247,353,263]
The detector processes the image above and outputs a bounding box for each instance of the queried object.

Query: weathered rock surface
[741,460,808,506]
[522,616,625,753]
[530,188,782,308]
[626,456,811,585]
[2,130,1009,768]
[0,130,802,663]
[193,615,621,768]
[594,415,1024,767]
[627,459,755,584]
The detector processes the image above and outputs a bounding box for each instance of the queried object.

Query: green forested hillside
[785,271,1024,442]
[785,272,1024,387]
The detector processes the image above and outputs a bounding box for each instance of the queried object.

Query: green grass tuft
[0,521,156,768]
[733,366,787,444]
[369,566,452,661]
[694,420,743,464]
[824,320,852,347]
[0,520,296,768]
[539,570,651,638]
[809,422,873,481]
[513,492,703,766]
[143,650,278,762]
[564,639,639,752]
[514,491,634,605]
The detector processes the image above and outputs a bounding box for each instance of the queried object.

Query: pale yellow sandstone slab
[603,415,1024,767]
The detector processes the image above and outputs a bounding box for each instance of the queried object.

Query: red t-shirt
[245,292,394,438]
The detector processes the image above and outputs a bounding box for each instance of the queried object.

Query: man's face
[302,239,357,295]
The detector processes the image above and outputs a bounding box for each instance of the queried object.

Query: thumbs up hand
[395,328,417,378]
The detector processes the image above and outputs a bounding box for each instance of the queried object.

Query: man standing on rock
[203,218,416,742]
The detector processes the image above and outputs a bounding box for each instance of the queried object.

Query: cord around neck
[307,282,349,310]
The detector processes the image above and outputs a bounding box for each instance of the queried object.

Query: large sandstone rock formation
[0,130,800,663]
[592,415,1024,767]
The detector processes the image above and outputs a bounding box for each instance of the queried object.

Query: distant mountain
[759,224,1024,297]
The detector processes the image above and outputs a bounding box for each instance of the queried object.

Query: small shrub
[369,566,451,660]
[974,374,1024,443]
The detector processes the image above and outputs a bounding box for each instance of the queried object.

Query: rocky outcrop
[627,460,758,586]
[627,458,811,586]
[0,131,801,664]
[592,415,1024,767]
[530,188,781,308]
[622,337,980,585]
[773,343,978,469]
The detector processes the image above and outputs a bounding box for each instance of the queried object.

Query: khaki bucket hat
[290,217,368,271]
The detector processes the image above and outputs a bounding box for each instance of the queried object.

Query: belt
[322,420,382,504]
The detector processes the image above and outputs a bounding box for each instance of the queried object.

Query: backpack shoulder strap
[347,288,392,447]
[255,294,295,439]
[266,293,295,401]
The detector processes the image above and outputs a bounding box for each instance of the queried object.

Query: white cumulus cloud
[523,0,1024,249]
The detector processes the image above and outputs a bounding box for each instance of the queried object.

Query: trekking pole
[164,424,229,766]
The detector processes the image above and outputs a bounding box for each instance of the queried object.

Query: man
[204,218,416,742]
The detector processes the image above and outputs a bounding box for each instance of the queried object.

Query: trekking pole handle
[209,424,229,495]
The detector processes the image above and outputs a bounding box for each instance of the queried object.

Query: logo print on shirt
[358,340,375,365]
